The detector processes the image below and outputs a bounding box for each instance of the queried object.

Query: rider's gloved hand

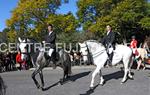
[108,43,112,48]
[42,41,45,43]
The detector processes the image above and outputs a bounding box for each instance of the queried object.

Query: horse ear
[27,39,30,42]
[23,39,26,43]
[18,37,22,42]
[78,43,82,46]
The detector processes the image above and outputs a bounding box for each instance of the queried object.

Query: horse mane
[26,38,38,43]
[85,40,103,46]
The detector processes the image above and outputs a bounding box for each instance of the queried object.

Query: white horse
[79,40,133,89]
[136,48,148,70]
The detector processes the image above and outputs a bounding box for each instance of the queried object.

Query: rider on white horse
[101,25,116,66]
[42,24,56,69]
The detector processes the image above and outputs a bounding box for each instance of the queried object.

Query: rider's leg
[48,48,54,57]
[109,45,115,63]
[44,48,54,61]
[48,49,56,69]
[109,52,113,62]
[51,50,56,69]
[107,49,113,66]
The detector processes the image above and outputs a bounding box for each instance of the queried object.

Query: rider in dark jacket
[44,24,56,69]
[101,25,116,65]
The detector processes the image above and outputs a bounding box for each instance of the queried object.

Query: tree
[77,0,123,30]
[6,0,77,42]
[77,0,150,44]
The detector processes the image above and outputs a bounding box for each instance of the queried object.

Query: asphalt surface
[0,66,150,95]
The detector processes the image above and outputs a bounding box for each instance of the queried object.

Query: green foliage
[3,0,150,44]
[139,17,150,29]
[46,13,78,33]
[77,0,150,43]
[6,0,77,42]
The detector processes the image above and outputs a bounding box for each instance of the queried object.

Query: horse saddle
[44,52,59,61]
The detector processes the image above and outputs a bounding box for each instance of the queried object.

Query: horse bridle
[18,41,29,60]
[80,42,89,56]
[81,42,105,58]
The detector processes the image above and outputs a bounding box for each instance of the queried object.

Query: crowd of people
[0,50,92,73]
[0,51,17,72]
[0,50,33,73]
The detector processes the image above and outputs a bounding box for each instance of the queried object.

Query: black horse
[18,38,72,90]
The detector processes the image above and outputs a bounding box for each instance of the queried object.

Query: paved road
[0,66,150,95]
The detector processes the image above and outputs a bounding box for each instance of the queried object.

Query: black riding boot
[51,57,56,69]
[51,51,56,69]
[108,52,113,66]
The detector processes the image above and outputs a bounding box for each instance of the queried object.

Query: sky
[0,0,78,31]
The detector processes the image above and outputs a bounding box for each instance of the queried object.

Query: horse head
[78,42,88,56]
[79,40,104,55]
[18,37,28,61]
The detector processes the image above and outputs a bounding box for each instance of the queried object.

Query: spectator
[130,36,138,56]
[16,51,26,70]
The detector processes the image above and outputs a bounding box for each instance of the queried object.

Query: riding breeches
[48,48,54,57]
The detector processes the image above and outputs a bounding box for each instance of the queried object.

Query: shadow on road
[62,71,91,84]
[104,70,134,83]
[42,71,91,91]
[80,70,134,95]
[69,71,91,82]
[79,84,99,95]
[42,81,60,91]
[104,70,124,82]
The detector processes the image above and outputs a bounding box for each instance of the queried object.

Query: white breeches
[48,48,54,57]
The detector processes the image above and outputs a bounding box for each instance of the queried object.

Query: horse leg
[31,67,41,89]
[142,61,146,70]
[61,64,69,84]
[136,59,142,70]
[39,69,44,88]
[99,70,104,86]
[90,66,101,89]
[141,58,146,70]
[122,58,130,83]
[128,56,134,79]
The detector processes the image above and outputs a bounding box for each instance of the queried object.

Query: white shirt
[107,31,110,35]
[49,31,53,35]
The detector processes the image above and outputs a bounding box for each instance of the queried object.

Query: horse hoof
[89,87,94,90]
[60,82,63,85]
[36,85,41,89]
[41,87,45,91]
[99,81,105,86]
[66,76,70,79]
[129,77,134,80]
[59,79,64,85]
[99,83,104,86]
[128,76,134,80]
[121,81,125,84]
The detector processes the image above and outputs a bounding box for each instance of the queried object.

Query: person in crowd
[130,36,138,56]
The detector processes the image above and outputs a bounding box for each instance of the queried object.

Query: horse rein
[83,42,106,58]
